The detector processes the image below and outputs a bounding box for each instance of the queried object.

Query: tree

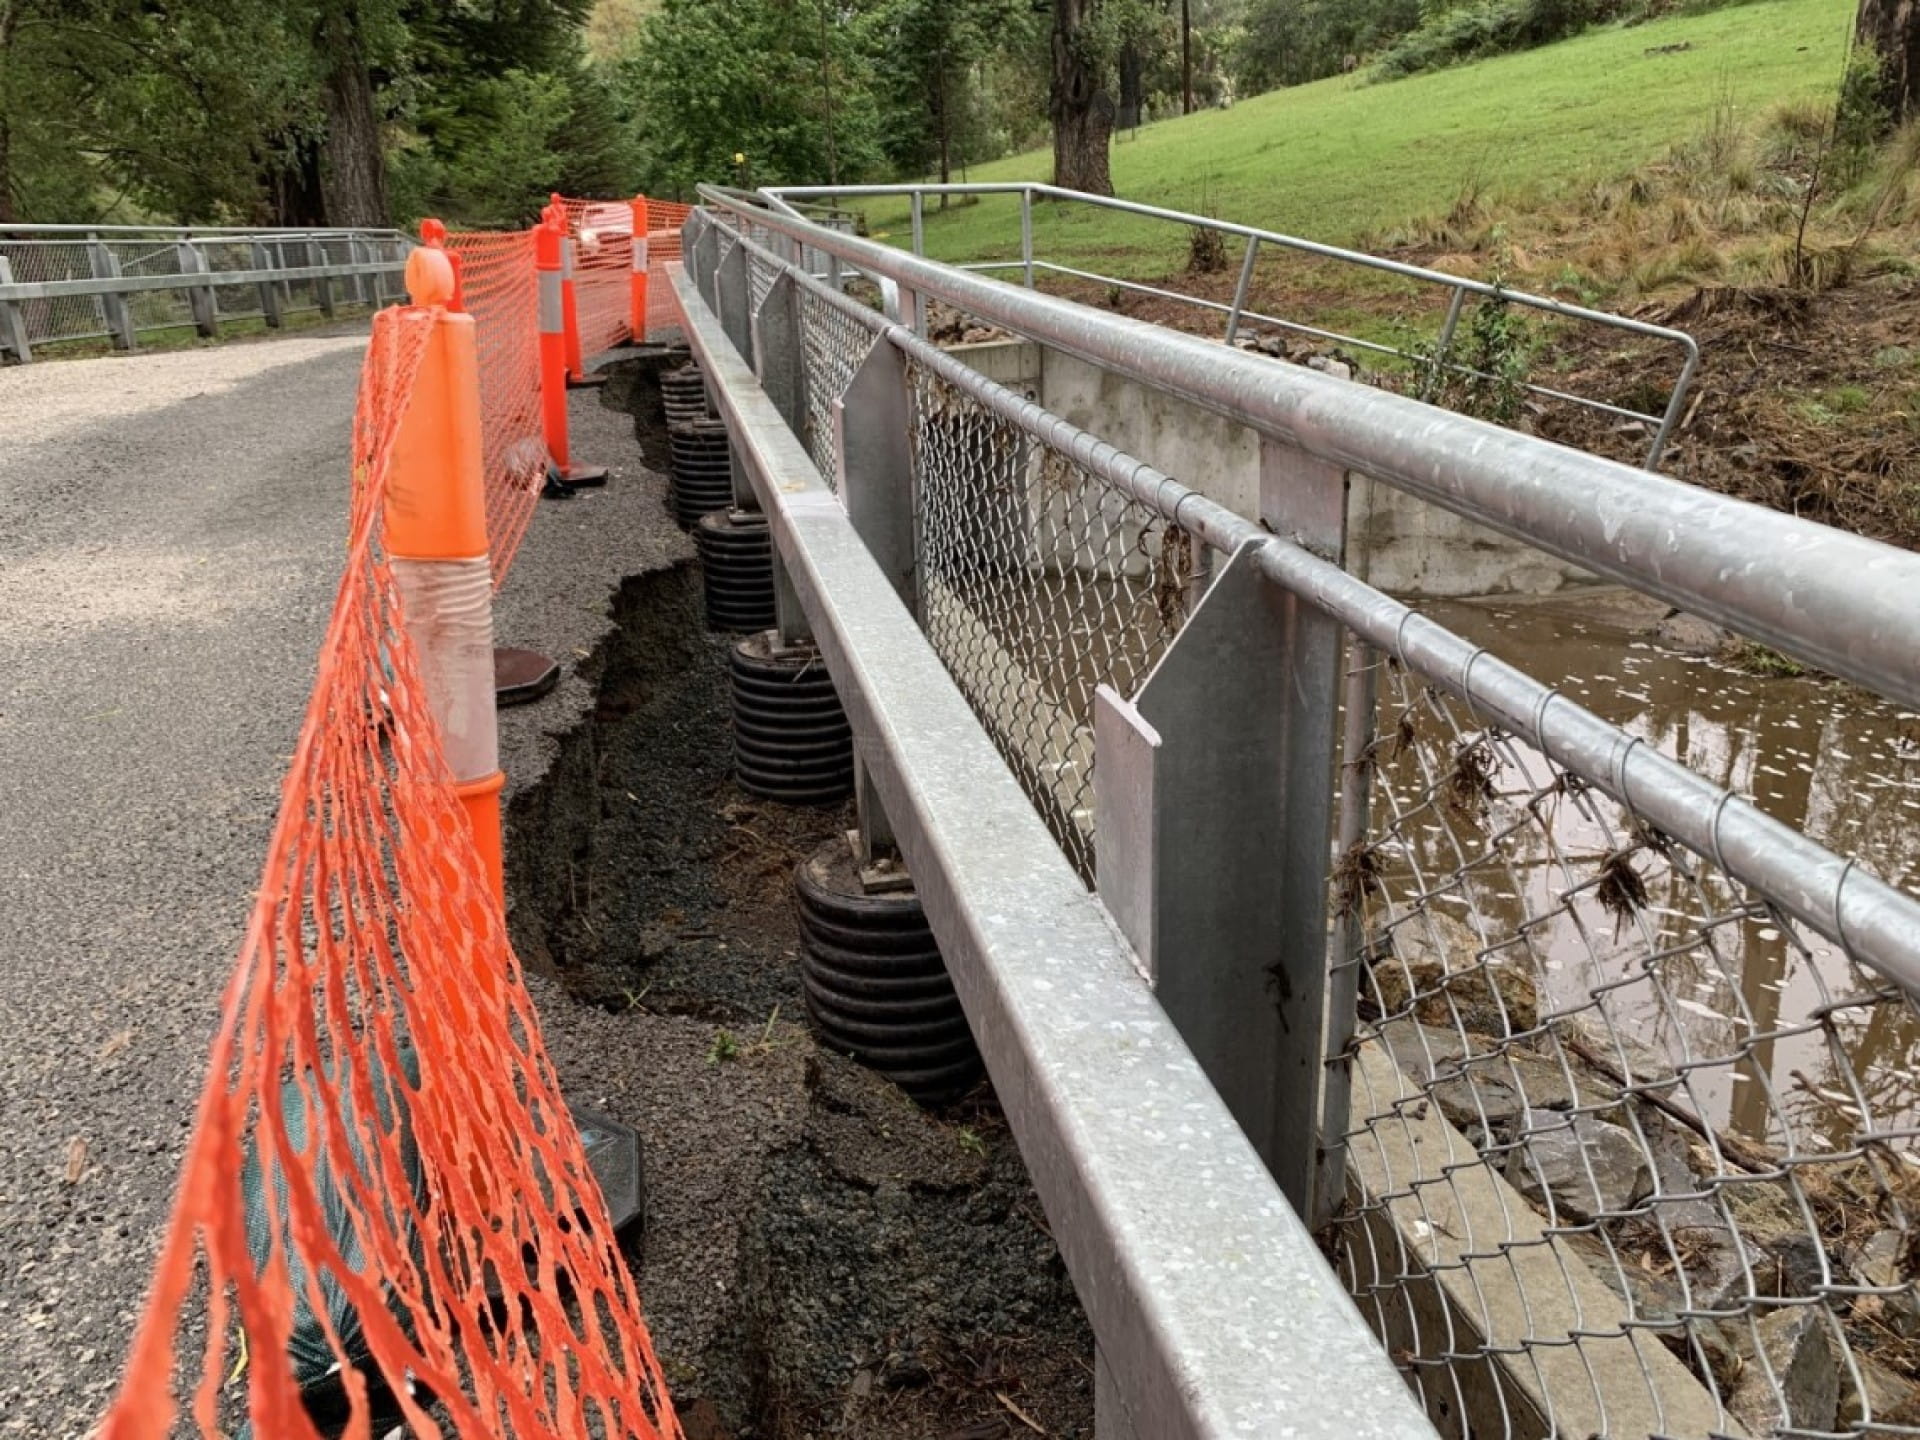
[619,0,884,197]
[873,0,1012,195]
[1051,0,1114,193]
[314,2,388,225]
[1855,0,1920,126]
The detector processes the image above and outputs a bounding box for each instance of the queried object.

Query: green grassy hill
[871,0,1855,271]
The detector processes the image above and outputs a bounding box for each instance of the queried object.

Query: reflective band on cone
[536,213,574,474]
[629,196,650,343]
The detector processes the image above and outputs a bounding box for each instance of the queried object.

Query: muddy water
[1406,590,1920,1155]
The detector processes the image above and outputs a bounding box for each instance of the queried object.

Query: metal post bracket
[1095,538,1305,1183]
[832,337,917,611]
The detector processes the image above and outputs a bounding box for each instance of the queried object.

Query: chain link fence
[905,355,1204,882]
[1325,640,1920,1439]
[707,210,1920,1439]
[795,282,879,492]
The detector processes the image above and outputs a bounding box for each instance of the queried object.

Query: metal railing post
[87,237,136,351]
[251,241,283,329]
[1091,442,1348,1214]
[692,222,722,314]
[714,239,759,517]
[1316,637,1377,1230]
[344,236,367,305]
[1421,284,1467,401]
[312,239,336,319]
[1092,538,1309,1204]
[1020,186,1036,289]
[723,244,806,646]
[1257,440,1348,1217]
[832,337,916,614]
[752,270,808,437]
[177,238,218,337]
[1646,338,1700,469]
[0,256,32,362]
[1224,235,1260,346]
[902,202,930,336]
[714,238,752,361]
[834,334,917,868]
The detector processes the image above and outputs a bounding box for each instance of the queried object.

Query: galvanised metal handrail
[683,207,1920,1440]
[760,181,1702,470]
[0,222,407,239]
[699,184,1920,714]
[710,207,1920,1005]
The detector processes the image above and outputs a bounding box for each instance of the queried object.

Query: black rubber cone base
[495,647,560,707]
[565,371,610,390]
[570,1103,645,1235]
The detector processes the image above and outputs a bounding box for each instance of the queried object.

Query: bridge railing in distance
[686,193,1920,1440]
[99,250,678,1440]
[760,182,1703,472]
[0,224,410,361]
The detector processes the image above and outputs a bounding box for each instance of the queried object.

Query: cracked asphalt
[0,330,685,1435]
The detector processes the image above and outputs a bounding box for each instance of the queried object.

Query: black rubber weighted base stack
[795,841,982,1107]
[729,632,852,804]
[669,418,733,528]
[696,510,776,633]
[661,363,708,427]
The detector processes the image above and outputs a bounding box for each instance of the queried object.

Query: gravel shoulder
[0,338,682,1435]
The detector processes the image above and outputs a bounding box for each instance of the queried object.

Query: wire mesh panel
[1324,647,1920,1439]
[746,242,777,313]
[1,241,108,346]
[906,357,1207,881]
[796,283,880,489]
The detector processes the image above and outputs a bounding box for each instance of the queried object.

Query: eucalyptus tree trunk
[1856,0,1920,125]
[1050,0,1113,196]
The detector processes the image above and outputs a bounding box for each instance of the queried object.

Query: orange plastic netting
[446,230,546,585]
[101,304,680,1440]
[556,197,635,360]
[643,203,692,341]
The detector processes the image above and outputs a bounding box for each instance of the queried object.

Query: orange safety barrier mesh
[100,303,680,1440]
[556,196,635,361]
[445,229,546,586]
[644,202,692,340]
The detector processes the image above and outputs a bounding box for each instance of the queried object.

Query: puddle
[1400,591,1920,1153]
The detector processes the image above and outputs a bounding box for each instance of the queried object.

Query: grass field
[859,0,1856,271]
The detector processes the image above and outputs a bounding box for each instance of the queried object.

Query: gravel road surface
[0,334,685,1435]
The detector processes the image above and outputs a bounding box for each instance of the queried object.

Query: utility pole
[1182,0,1193,115]
[819,0,839,186]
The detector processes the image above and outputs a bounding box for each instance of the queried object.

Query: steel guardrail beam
[670,258,1441,1440]
[699,187,1920,713]
[0,260,404,304]
[0,224,407,239]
